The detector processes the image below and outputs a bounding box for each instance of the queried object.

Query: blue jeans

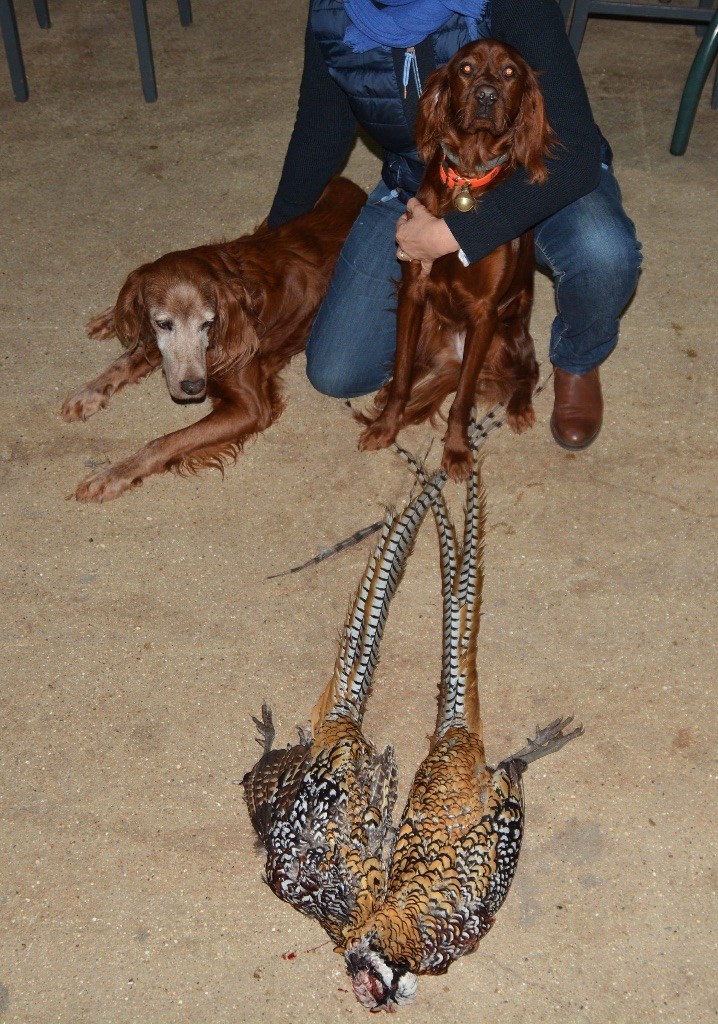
[306,169,642,398]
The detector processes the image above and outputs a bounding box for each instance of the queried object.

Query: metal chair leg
[177,0,192,28]
[558,0,574,26]
[670,10,718,154]
[567,0,590,54]
[696,0,713,36]
[0,0,29,101]
[32,0,50,29]
[128,0,157,103]
[3,0,194,104]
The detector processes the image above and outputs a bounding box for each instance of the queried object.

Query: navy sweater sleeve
[445,0,603,262]
[268,0,602,247]
[267,10,358,228]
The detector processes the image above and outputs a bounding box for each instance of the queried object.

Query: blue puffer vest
[311,0,492,195]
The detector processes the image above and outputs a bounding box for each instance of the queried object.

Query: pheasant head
[344,936,419,1012]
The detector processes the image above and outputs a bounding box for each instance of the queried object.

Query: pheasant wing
[264,735,396,946]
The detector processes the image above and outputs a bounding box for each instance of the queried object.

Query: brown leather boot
[550,367,603,451]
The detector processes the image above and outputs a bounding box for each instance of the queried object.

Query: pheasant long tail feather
[391,443,460,704]
[430,495,461,742]
[334,473,446,719]
[392,442,484,742]
[433,462,486,741]
[435,495,460,711]
[311,515,394,730]
[455,466,486,737]
[336,517,395,687]
[315,471,447,729]
[315,383,524,732]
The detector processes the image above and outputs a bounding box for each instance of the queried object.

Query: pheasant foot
[502,715,583,769]
[251,704,276,752]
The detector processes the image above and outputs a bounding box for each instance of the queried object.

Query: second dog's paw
[61,387,109,423]
[441,444,474,482]
[358,419,400,452]
[506,401,536,434]
[73,463,141,503]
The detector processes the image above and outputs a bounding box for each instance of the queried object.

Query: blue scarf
[343,0,489,52]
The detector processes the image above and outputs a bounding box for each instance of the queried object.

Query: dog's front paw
[73,463,142,503]
[441,442,474,482]
[61,386,109,423]
[506,399,535,434]
[358,416,401,452]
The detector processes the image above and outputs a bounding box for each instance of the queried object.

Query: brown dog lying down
[62,176,366,502]
[359,40,554,481]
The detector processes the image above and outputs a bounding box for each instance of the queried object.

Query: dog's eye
[459,62,473,76]
[201,320,214,332]
[503,66,516,79]
[155,319,173,331]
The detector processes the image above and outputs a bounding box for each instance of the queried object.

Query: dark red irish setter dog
[62,177,366,502]
[359,40,554,480]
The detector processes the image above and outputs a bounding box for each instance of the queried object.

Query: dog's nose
[476,84,499,107]
[180,378,206,396]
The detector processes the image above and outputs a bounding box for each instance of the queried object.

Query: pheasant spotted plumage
[242,456,582,1011]
[243,472,446,957]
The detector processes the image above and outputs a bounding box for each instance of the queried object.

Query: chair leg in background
[696,0,713,36]
[177,0,192,28]
[128,0,157,102]
[670,10,718,154]
[0,0,29,101]
[32,0,50,29]
[558,0,574,26]
[567,0,590,55]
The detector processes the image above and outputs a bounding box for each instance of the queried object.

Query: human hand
[395,198,460,274]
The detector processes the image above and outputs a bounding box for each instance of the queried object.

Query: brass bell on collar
[454,187,475,213]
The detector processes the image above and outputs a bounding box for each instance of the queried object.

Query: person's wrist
[435,218,459,257]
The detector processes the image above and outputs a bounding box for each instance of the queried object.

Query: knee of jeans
[305,348,356,399]
[572,225,643,308]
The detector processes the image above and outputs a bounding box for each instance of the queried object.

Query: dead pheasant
[242,469,446,976]
[243,455,582,1011]
[341,463,583,1010]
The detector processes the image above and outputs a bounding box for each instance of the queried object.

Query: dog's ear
[512,65,554,184]
[209,275,263,375]
[416,65,454,163]
[111,266,156,351]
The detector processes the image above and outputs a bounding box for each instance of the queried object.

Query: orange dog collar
[439,146,509,211]
[439,160,503,191]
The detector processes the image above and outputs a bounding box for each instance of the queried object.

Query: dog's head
[417,39,553,184]
[93,251,263,403]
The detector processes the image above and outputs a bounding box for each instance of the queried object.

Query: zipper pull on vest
[402,46,421,100]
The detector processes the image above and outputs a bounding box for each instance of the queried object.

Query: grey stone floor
[1,2,716,1022]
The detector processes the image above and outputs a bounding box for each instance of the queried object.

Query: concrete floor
[1,2,716,1022]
